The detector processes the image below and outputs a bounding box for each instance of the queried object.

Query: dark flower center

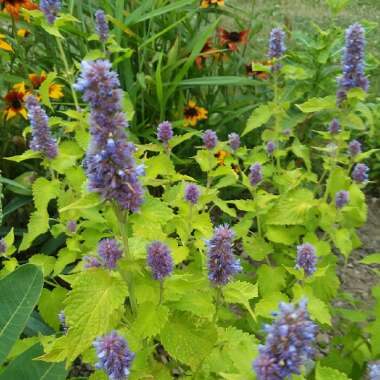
[12,99,22,109]
[228,32,241,42]
[184,106,199,118]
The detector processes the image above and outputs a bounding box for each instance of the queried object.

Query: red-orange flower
[195,39,221,69]
[0,0,37,19]
[3,83,30,120]
[218,29,248,52]
[200,0,224,8]
[29,71,64,99]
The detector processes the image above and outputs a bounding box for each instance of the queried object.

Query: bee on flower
[29,71,64,100]
[200,0,224,8]
[0,0,37,19]
[3,83,31,120]
[218,28,248,52]
[183,100,208,127]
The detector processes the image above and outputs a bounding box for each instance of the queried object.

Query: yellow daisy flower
[184,100,208,127]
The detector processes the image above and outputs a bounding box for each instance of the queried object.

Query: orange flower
[246,60,272,80]
[3,83,30,120]
[215,150,230,166]
[200,0,224,8]
[29,71,64,99]
[218,29,249,52]
[195,39,221,69]
[184,100,208,127]
[0,34,13,52]
[0,0,37,19]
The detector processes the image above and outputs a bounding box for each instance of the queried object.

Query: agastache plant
[40,0,61,24]
[95,9,109,43]
[98,238,123,270]
[228,132,240,151]
[348,139,362,157]
[352,163,369,183]
[249,163,263,186]
[253,300,317,380]
[25,95,58,160]
[329,119,341,134]
[369,363,380,380]
[206,224,241,286]
[335,190,349,209]
[184,183,200,205]
[337,23,369,104]
[0,239,6,254]
[157,121,173,148]
[267,27,286,71]
[94,331,135,380]
[74,60,144,212]
[295,243,317,277]
[202,129,218,150]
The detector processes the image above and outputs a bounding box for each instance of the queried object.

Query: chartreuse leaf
[3,227,16,255]
[19,178,60,251]
[40,270,127,363]
[194,150,218,172]
[39,72,57,109]
[4,150,40,162]
[255,292,289,318]
[242,104,272,136]
[316,364,351,380]
[160,313,217,369]
[257,265,286,295]
[0,344,66,380]
[0,264,43,365]
[38,287,67,330]
[296,96,336,113]
[360,253,380,264]
[132,302,169,339]
[266,188,316,225]
[223,281,258,320]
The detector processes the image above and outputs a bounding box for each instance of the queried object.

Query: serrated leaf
[194,150,217,172]
[242,104,272,136]
[296,96,336,113]
[316,364,351,380]
[161,313,217,369]
[41,270,127,363]
[38,287,67,330]
[132,303,169,339]
[360,253,380,265]
[4,150,40,162]
[224,281,258,320]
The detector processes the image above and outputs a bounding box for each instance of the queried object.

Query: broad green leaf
[132,303,169,339]
[0,344,66,380]
[257,265,286,295]
[41,270,127,363]
[161,313,217,369]
[59,193,101,213]
[333,228,353,259]
[266,225,304,245]
[29,254,56,277]
[255,292,288,318]
[316,364,351,380]
[223,281,258,319]
[38,287,67,330]
[39,72,57,109]
[0,265,43,365]
[19,178,60,251]
[194,150,218,172]
[2,228,16,256]
[242,104,272,136]
[266,188,316,225]
[4,150,40,162]
[243,236,273,261]
[360,253,380,265]
[296,96,336,113]
[174,290,215,319]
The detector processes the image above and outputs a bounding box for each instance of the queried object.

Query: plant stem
[55,37,80,110]
[159,280,164,305]
[213,286,222,324]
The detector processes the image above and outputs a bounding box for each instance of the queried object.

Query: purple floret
[95,9,109,42]
[253,299,317,380]
[94,331,135,380]
[228,132,241,151]
[335,190,349,209]
[352,163,369,183]
[40,0,61,24]
[147,241,173,281]
[249,163,263,186]
[184,183,200,205]
[98,238,123,270]
[202,129,218,150]
[295,243,317,277]
[25,96,58,160]
[206,224,241,286]
[157,121,173,145]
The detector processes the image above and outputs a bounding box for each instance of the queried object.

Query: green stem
[55,37,80,110]
[213,286,222,324]
[115,206,137,316]
[159,280,164,305]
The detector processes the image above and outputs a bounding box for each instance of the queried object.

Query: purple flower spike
[58,310,68,335]
[0,239,6,254]
[329,119,341,134]
[75,60,144,212]
[147,241,173,281]
[253,299,317,380]
[83,256,101,269]
[296,243,317,277]
[95,9,109,43]
[94,331,135,380]
[40,0,61,24]
[157,121,173,146]
[184,183,200,205]
[369,363,380,380]
[335,190,349,209]
[206,224,241,286]
[228,132,241,151]
[97,238,123,270]
[352,163,369,183]
[337,23,369,105]
[25,96,58,160]
[268,28,286,59]
[249,163,263,186]
[266,141,276,155]
[202,129,218,150]
[348,139,362,157]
